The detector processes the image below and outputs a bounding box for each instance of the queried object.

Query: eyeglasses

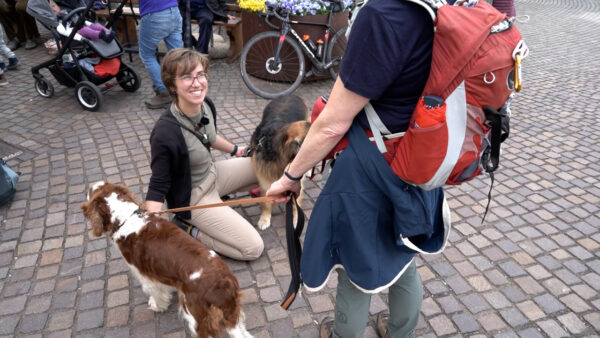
[176,71,209,85]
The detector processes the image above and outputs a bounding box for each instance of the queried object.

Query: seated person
[145,48,264,261]
[178,0,235,54]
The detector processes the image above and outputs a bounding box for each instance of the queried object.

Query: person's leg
[386,260,423,337]
[0,24,17,70]
[15,0,39,48]
[331,269,371,338]
[163,7,183,51]
[192,8,213,54]
[3,0,22,48]
[139,11,168,92]
[188,167,263,260]
[214,157,257,196]
[0,3,17,43]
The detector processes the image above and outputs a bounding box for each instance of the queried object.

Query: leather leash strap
[155,195,286,215]
[281,195,305,310]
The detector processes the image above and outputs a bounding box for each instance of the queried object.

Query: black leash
[281,194,305,310]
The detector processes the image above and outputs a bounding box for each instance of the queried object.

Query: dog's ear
[81,195,107,237]
[281,121,310,161]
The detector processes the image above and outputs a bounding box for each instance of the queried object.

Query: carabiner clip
[512,40,528,92]
[514,54,522,92]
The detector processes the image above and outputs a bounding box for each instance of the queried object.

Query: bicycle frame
[265,8,342,75]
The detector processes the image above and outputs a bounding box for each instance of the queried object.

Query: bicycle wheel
[240,31,305,99]
[326,26,348,80]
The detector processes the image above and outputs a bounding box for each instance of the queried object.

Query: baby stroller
[27,0,140,111]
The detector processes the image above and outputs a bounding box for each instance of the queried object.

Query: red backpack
[312,0,528,193]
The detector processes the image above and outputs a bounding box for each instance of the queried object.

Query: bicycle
[239,1,348,99]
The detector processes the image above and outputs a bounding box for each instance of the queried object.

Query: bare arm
[266,77,369,199]
[212,135,246,157]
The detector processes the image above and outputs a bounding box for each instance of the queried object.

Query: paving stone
[79,290,104,310]
[0,315,20,335]
[132,304,153,323]
[24,294,52,314]
[256,271,276,287]
[0,295,27,315]
[483,291,511,309]
[436,295,463,314]
[32,279,56,295]
[234,270,255,289]
[517,327,545,338]
[477,312,507,332]
[451,312,480,333]
[557,312,587,335]
[533,293,566,314]
[241,288,259,305]
[47,310,75,331]
[19,313,48,334]
[425,280,448,295]
[264,303,289,321]
[107,289,128,308]
[499,308,528,327]
[514,276,545,295]
[445,275,472,294]
[244,305,267,330]
[307,294,334,313]
[421,297,441,316]
[536,319,569,338]
[459,293,490,314]
[468,275,492,292]
[107,274,129,291]
[77,308,105,331]
[583,312,600,331]
[260,286,282,303]
[429,314,456,336]
[517,300,545,321]
[51,291,77,310]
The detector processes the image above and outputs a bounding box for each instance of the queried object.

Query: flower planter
[241,11,348,81]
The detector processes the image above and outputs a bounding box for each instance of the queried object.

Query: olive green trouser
[332,260,423,338]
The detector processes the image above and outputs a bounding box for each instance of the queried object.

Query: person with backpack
[266,0,450,337]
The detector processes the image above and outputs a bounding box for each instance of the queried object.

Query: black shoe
[319,317,334,338]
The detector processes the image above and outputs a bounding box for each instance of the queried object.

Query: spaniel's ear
[81,198,106,237]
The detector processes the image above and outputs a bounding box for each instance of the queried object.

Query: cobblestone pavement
[1,0,599,337]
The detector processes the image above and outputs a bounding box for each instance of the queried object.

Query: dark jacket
[179,0,229,22]
[145,98,217,220]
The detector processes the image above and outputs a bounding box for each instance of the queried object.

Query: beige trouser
[188,157,264,261]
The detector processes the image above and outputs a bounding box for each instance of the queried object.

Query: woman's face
[175,63,208,112]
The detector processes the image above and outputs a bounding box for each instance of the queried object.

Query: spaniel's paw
[148,296,168,312]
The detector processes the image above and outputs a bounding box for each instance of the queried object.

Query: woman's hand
[266,175,301,203]
[145,200,163,214]
[234,146,246,157]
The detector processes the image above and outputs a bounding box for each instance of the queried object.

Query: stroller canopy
[27,0,85,28]
[27,0,58,28]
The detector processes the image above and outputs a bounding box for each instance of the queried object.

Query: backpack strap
[404,0,446,21]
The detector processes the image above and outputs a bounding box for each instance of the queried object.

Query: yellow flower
[238,0,267,13]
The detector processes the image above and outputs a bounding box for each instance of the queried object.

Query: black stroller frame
[28,0,141,111]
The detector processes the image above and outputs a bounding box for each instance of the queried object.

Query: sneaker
[0,74,8,86]
[319,317,334,338]
[24,39,37,50]
[144,91,172,109]
[7,38,20,51]
[376,310,390,338]
[7,58,18,70]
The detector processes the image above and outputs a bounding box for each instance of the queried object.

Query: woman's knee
[240,238,264,260]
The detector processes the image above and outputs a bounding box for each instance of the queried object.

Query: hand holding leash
[266,172,301,203]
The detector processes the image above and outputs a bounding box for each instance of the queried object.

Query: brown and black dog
[250,95,310,229]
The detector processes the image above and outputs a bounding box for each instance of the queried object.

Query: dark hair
[161,48,210,102]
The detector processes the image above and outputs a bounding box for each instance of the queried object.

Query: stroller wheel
[117,65,141,92]
[75,81,103,112]
[35,78,54,98]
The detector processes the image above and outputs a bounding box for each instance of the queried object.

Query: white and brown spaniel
[81,181,252,338]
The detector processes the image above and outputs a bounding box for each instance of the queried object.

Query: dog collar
[117,208,144,229]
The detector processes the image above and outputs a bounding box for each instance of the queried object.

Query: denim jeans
[139,7,183,92]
